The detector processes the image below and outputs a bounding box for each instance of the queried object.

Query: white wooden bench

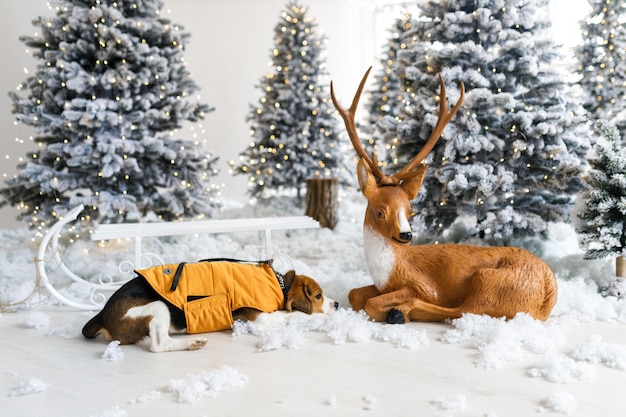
[35,204,320,310]
[90,214,320,269]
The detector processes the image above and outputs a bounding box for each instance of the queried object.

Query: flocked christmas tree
[375,0,591,242]
[576,121,626,277]
[574,0,626,138]
[230,1,350,200]
[366,11,415,167]
[1,0,220,230]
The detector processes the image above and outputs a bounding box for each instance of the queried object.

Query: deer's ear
[401,165,427,199]
[357,158,378,199]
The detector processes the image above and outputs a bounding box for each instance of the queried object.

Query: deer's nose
[399,232,412,242]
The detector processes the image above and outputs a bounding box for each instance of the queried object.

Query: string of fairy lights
[577,0,626,120]
[3,1,220,240]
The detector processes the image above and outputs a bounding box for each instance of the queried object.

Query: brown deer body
[331,68,557,323]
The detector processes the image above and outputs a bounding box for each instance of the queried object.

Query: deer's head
[331,67,464,244]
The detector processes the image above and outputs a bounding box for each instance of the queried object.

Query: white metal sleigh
[35,205,132,310]
[35,205,319,310]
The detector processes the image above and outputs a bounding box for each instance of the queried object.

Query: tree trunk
[617,255,625,278]
[305,178,339,229]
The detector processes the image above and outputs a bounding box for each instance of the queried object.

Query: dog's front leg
[126,301,208,352]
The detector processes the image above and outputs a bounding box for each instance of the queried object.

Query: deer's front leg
[348,285,381,311]
[362,287,415,323]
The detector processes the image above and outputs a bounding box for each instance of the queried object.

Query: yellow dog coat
[135,260,285,334]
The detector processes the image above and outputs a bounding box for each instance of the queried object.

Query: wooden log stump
[305,178,339,229]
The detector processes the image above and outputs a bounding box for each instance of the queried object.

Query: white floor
[2,306,625,417]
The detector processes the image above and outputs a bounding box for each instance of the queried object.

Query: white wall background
[0,0,589,229]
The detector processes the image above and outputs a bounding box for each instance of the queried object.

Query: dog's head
[282,270,338,315]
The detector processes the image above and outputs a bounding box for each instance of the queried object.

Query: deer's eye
[376,209,384,218]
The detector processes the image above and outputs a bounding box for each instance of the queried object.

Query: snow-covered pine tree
[1,0,220,230]
[576,121,626,277]
[366,11,415,167]
[377,0,591,242]
[230,1,350,200]
[574,0,626,139]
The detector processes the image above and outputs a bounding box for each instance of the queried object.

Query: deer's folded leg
[397,300,463,323]
[348,284,381,312]
[361,287,414,322]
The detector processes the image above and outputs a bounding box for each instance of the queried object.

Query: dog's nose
[399,232,412,242]
[333,301,339,310]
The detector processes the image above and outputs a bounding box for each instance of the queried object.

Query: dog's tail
[82,312,105,339]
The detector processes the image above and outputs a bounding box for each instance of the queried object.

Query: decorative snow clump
[9,377,49,397]
[540,391,578,415]
[23,311,50,328]
[168,365,247,404]
[101,340,124,361]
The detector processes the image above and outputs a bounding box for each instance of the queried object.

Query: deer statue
[330,67,557,323]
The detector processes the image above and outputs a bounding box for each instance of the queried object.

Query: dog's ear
[282,270,296,291]
[283,270,297,312]
[284,274,324,314]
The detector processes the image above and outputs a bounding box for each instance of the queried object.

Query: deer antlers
[330,67,465,186]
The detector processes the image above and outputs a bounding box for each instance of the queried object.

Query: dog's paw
[189,338,208,350]
[386,308,406,324]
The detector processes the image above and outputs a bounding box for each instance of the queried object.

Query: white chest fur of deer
[331,68,558,323]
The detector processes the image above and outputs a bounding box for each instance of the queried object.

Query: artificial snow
[46,323,82,339]
[324,310,374,344]
[430,392,467,411]
[88,406,128,417]
[440,313,563,369]
[101,340,124,361]
[2,192,626,415]
[540,391,578,415]
[527,354,594,383]
[8,377,49,397]
[23,310,50,329]
[232,307,429,351]
[167,365,248,404]
[571,334,626,370]
[127,390,162,405]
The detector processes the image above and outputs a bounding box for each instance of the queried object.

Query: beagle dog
[82,259,337,352]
